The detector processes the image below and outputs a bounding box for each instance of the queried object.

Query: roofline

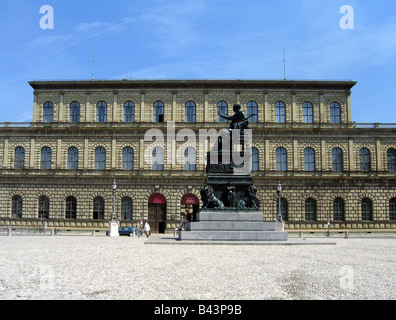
[29,79,357,91]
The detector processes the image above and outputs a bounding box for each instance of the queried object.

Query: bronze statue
[217,103,255,131]
[200,185,225,209]
[226,182,236,208]
[201,103,259,211]
[246,185,259,210]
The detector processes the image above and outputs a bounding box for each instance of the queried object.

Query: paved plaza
[0,234,395,300]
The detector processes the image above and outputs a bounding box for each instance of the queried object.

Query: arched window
[332,148,343,172]
[217,101,228,122]
[95,147,106,170]
[304,148,315,171]
[184,147,196,171]
[93,196,105,220]
[305,198,317,221]
[333,198,345,221]
[302,102,313,123]
[387,148,396,171]
[252,148,259,171]
[153,101,164,122]
[40,147,52,170]
[330,102,341,124]
[185,101,196,123]
[121,197,133,220]
[65,196,77,219]
[279,198,288,221]
[96,101,107,122]
[359,148,371,172]
[247,101,258,123]
[361,198,373,221]
[14,147,25,169]
[67,147,78,170]
[276,147,287,171]
[122,147,134,170]
[11,195,23,218]
[43,102,53,123]
[124,101,135,122]
[275,101,286,123]
[389,198,396,221]
[152,147,164,170]
[70,102,80,123]
[38,195,50,219]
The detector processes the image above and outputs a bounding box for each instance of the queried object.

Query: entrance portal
[181,194,199,222]
[148,194,167,233]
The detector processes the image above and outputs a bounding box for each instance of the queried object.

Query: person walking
[178,209,192,231]
[144,222,151,238]
[135,223,142,237]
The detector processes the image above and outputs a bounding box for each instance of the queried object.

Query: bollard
[92,229,95,237]
[8,226,12,236]
[344,230,349,239]
[299,230,303,238]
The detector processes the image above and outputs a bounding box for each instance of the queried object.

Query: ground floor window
[389,198,396,220]
[66,196,77,219]
[361,198,373,221]
[279,198,288,221]
[333,198,345,221]
[12,195,23,218]
[121,197,133,220]
[93,196,105,220]
[305,198,316,221]
[38,195,50,219]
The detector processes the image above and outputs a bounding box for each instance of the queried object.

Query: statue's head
[233,103,241,112]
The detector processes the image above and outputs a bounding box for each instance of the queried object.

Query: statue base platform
[179,210,288,241]
[108,220,119,237]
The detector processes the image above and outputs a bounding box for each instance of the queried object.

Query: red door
[148,194,167,233]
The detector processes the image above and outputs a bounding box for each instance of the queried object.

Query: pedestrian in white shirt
[144,222,151,238]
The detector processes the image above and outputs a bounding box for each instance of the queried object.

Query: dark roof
[29,79,357,91]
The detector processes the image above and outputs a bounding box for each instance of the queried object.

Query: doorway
[181,194,199,222]
[148,194,167,233]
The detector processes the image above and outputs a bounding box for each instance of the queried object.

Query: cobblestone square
[0,235,395,300]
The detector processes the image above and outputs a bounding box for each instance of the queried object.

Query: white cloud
[74,21,115,33]
[28,34,70,47]
[281,18,396,79]
[27,5,170,53]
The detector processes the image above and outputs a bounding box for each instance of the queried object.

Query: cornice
[28,79,358,91]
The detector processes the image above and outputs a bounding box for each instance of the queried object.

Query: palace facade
[1,79,395,233]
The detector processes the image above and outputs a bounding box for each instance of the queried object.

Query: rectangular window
[275,102,286,123]
[302,102,313,123]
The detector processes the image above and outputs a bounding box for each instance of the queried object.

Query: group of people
[133,221,151,238]
[129,209,192,237]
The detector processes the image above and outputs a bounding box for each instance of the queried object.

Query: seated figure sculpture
[212,103,255,170]
[217,103,250,131]
[201,103,259,211]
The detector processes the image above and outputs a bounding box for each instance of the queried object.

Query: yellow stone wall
[1,80,395,232]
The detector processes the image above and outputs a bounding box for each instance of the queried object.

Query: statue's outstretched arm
[245,113,257,119]
[217,111,232,120]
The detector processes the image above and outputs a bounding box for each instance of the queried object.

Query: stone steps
[196,211,264,221]
[179,210,288,242]
[179,230,287,241]
[188,221,276,231]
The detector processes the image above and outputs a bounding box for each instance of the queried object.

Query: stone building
[0,79,395,233]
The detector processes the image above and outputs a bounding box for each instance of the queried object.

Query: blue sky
[0,0,395,123]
